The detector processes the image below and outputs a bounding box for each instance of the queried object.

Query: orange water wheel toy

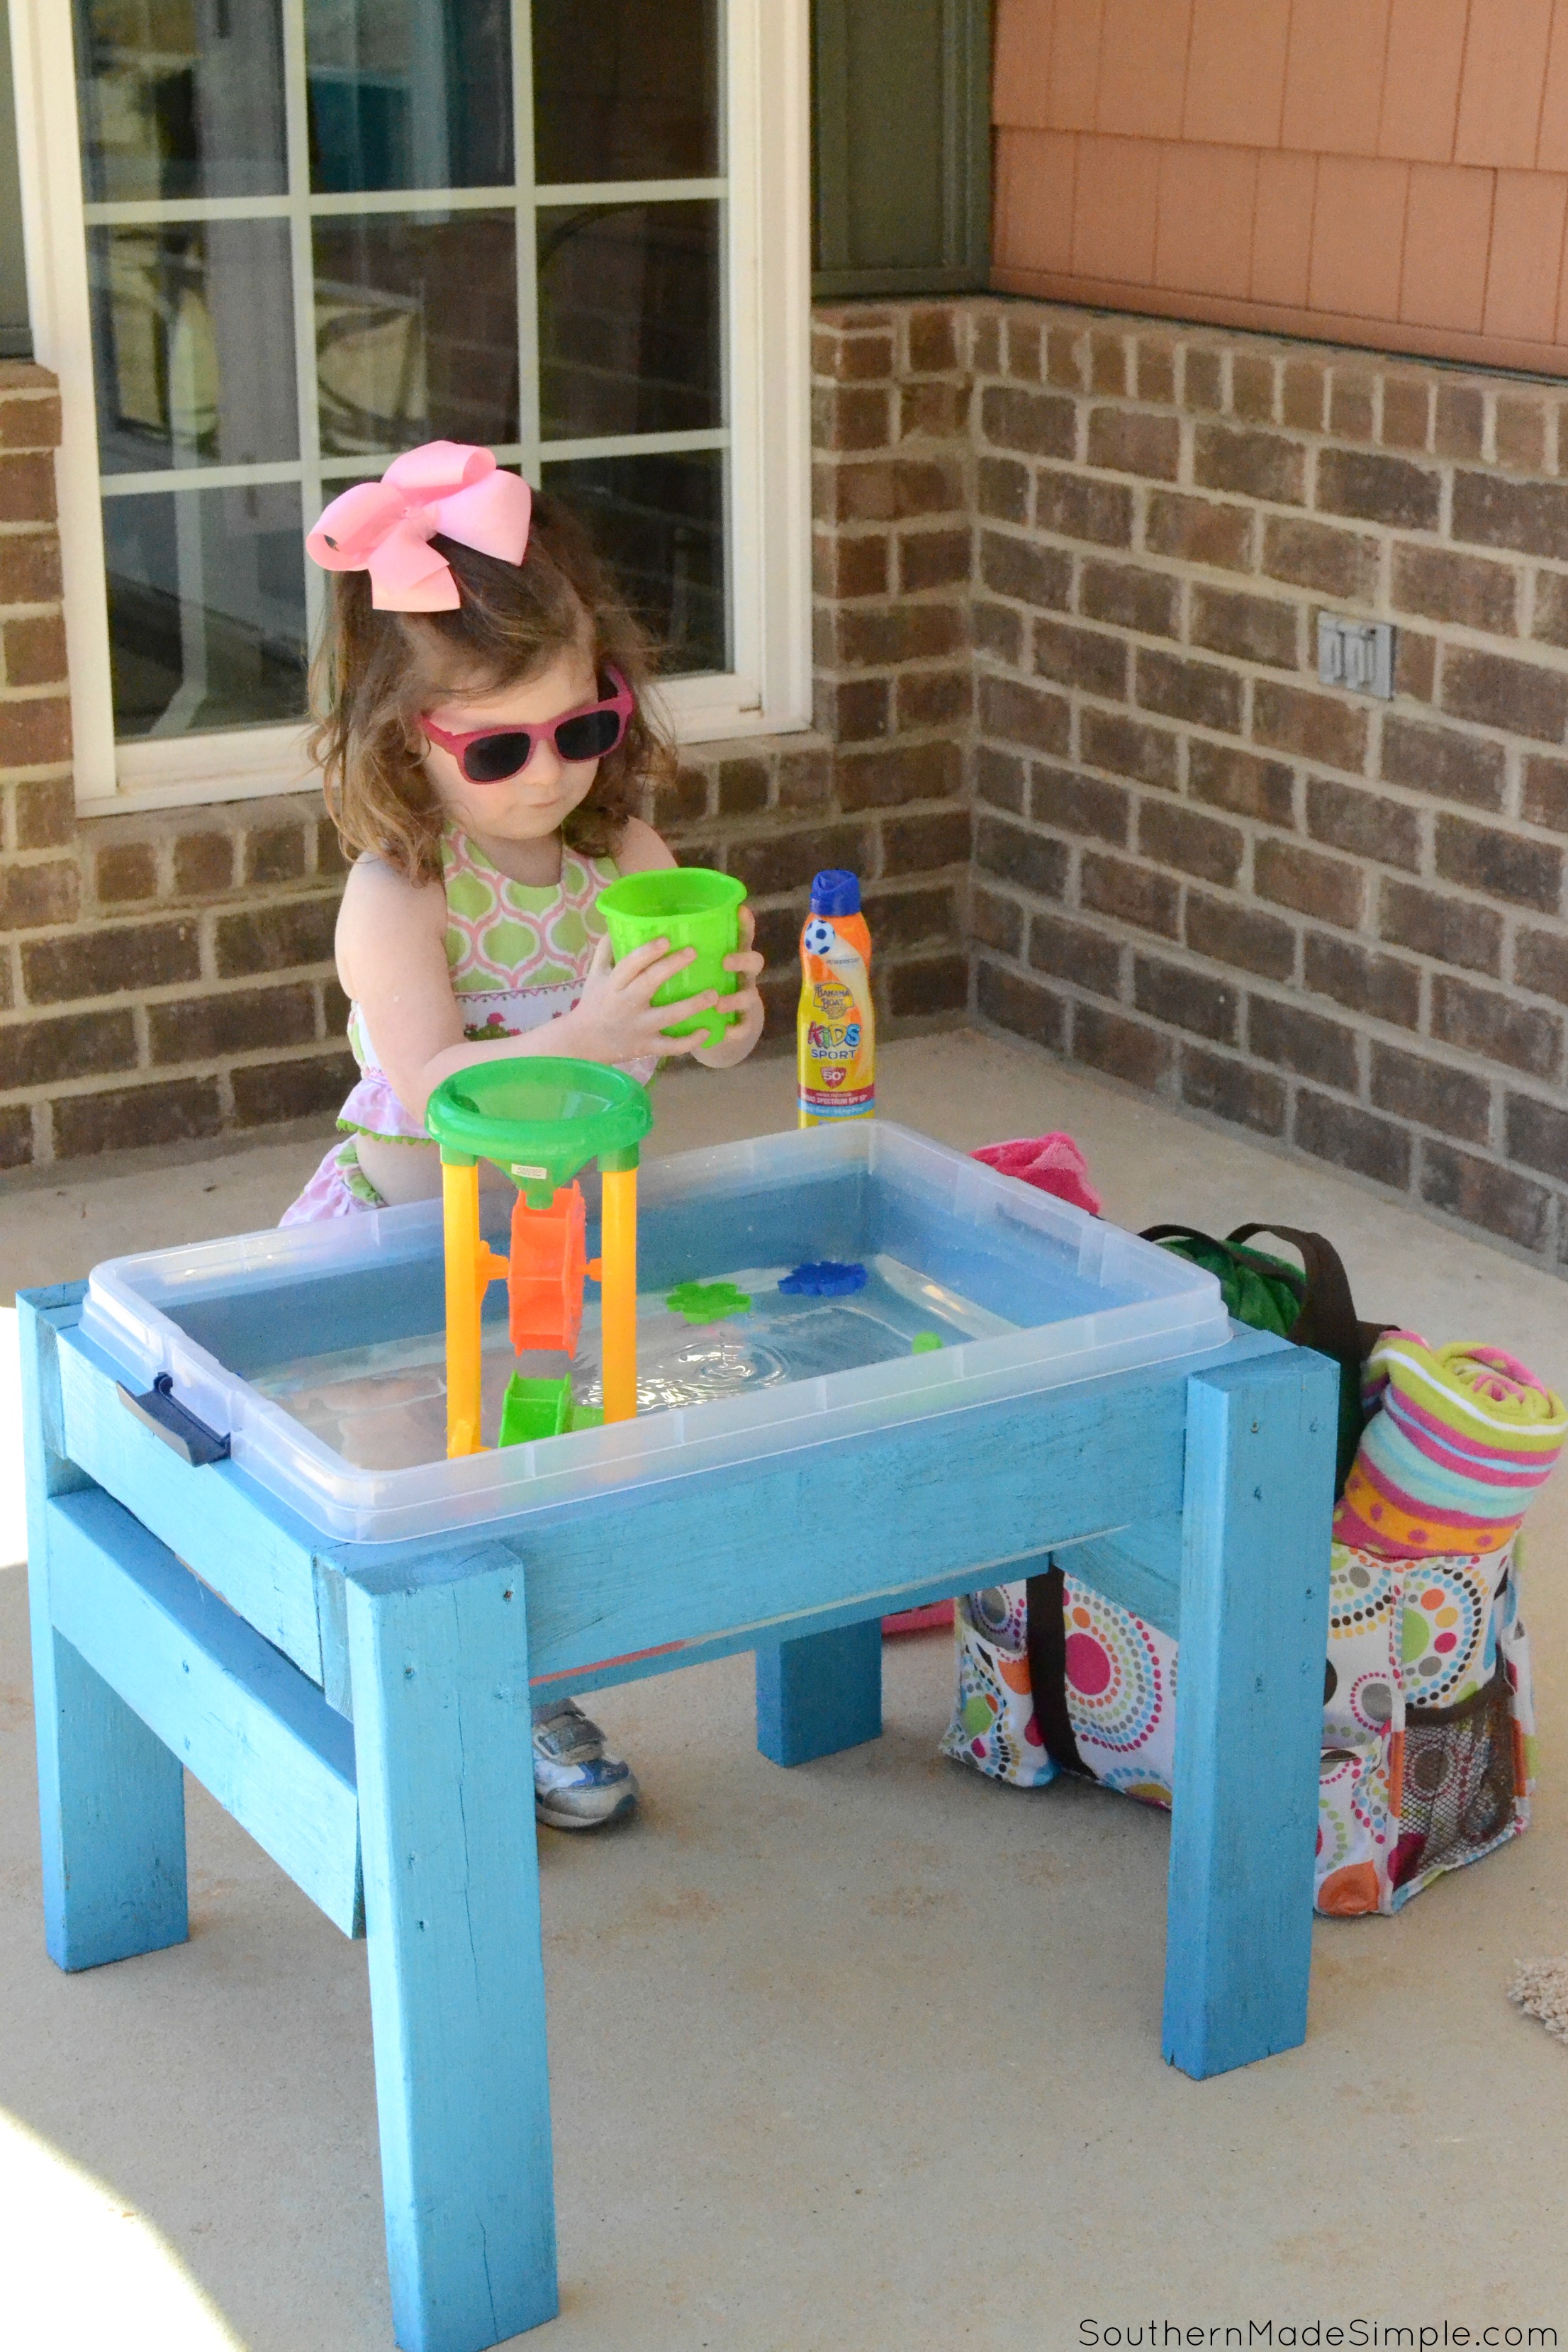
[425,1058,651,1452]
[508,1182,595,1355]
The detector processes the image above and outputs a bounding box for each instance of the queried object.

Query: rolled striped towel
[1334,1331,1567,1560]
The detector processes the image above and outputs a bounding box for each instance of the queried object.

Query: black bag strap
[1139,1222,1308,1296]
[1142,1221,1394,1505]
[1024,1563,1090,1778]
[1224,1223,1365,1360]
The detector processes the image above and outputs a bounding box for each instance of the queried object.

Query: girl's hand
[562,931,720,1064]
[693,906,766,1069]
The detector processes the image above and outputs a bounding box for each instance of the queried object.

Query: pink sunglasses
[421,666,634,783]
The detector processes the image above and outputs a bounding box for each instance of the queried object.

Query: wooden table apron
[18,1279,1339,2352]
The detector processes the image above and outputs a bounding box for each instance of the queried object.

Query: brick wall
[0,348,369,1169]
[966,301,1568,1268]
[0,351,971,1170]
[10,308,1568,1274]
[803,303,975,1024]
[651,297,976,1036]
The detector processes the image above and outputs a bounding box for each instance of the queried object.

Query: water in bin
[254,1254,1014,1470]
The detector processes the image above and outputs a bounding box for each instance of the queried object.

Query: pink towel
[971,1132,1102,1216]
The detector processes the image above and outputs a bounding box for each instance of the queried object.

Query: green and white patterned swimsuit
[281,824,654,1223]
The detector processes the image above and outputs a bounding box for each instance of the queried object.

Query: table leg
[31,1608,190,1973]
[756,1618,883,1766]
[20,1294,187,1972]
[346,1556,557,2352]
[1163,1349,1338,2080]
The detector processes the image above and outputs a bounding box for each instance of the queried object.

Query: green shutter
[0,0,30,355]
[812,0,992,299]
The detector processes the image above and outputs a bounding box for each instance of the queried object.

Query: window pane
[306,0,513,194]
[313,213,518,458]
[104,483,308,738]
[532,0,719,183]
[73,0,286,203]
[543,451,726,675]
[88,224,298,477]
[538,202,721,440]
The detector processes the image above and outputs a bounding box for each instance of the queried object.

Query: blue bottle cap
[810,868,861,917]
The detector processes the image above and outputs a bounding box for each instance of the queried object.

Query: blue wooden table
[21,1278,1337,2352]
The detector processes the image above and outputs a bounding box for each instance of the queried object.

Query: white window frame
[9,0,812,816]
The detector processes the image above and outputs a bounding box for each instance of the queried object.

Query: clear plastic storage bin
[80,1121,1230,1543]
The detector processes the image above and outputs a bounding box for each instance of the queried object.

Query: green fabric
[327,1134,388,1209]
[1155,1236,1305,1339]
[1154,1229,1365,1495]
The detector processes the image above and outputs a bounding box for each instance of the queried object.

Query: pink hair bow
[305,441,532,612]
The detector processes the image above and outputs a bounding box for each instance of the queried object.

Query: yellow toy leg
[443,1160,484,1457]
[599,1167,639,1424]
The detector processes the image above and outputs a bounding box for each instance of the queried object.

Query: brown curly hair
[308,490,676,885]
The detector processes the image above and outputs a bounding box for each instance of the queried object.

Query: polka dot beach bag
[941,1543,1535,1914]
[941,1230,1559,1917]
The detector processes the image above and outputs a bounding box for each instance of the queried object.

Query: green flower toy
[666,1279,753,1325]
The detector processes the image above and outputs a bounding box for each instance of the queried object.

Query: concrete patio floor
[1,1028,1566,2351]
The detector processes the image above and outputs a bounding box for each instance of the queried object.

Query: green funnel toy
[425,1055,651,1208]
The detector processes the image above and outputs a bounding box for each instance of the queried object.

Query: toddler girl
[283,439,765,1830]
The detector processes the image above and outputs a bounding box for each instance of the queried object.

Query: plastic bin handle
[117,1372,232,1468]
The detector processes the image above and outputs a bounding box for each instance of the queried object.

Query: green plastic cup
[597,867,748,1049]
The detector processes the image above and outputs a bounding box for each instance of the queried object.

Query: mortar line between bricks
[992,753,1568,877]
[974,994,1563,1269]
[978,866,1565,1040]
[1,1036,356,1106]
[0,964,341,1007]
[5,970,340,1017]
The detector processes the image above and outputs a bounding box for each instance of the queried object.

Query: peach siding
[993,0,1568,374]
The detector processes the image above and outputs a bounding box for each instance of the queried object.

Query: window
[11,0,810,811]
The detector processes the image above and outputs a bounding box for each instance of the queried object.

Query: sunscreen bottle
[797,868,875,1126]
